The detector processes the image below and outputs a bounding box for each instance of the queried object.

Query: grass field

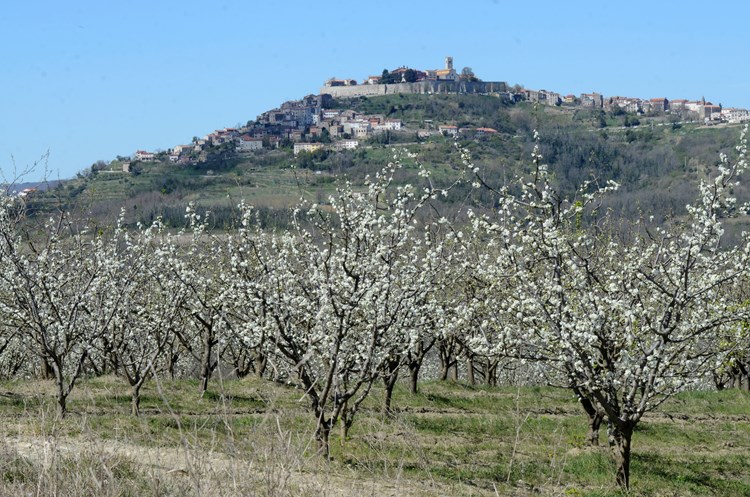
[0,375,747,496]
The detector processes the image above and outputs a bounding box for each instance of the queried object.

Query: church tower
[445,56,453,71]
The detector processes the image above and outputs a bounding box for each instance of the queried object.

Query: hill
[21,93,749,237]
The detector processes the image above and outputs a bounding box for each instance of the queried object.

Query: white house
[236,136,264,152]
[376,119,403,131]
[332,140,359,151]
[438,125,458,136]
[172,145,191,156]
[135,150,155,161]
[722,108,750,123]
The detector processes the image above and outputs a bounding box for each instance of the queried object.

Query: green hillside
[24,93,748,234]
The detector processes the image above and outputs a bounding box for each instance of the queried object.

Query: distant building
[669,99,688,112]
[524,89,540,102]
[293,142,324,155]
[438,125,458,136]
[722,108,750,123]
[332,140,359,151]
[390,67,428,82]
[324,78,358,87]
[425,57,459,82]
[343,120,371,137]
[685,100,705,113]
[608,96,642,113]
[375,119,403,131]
[134,150,155,161]
[475,127,498,135]
[701,104,722,120]
[236,135,263,152]
[648,98,669,112]
[580,93,604,109]
[322,109,341,119]
[541,90,561,106]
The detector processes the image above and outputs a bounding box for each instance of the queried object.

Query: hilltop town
[116,57,749,171]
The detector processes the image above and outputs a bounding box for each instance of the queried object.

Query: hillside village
[123,57,750,171]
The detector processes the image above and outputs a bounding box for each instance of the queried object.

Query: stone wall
[320,80,508,99]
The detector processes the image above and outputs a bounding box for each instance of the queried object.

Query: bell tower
[445,56,453,71]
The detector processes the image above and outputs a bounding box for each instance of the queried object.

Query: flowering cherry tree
[103,218,189,415]
[467,130,750,489]
[157,207,231,393]
[229,158,452,457]
[223,205,279,381]
[0,206,126,416]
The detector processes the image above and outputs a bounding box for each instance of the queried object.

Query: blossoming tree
[467,131,750,489]
[229,159,453,457]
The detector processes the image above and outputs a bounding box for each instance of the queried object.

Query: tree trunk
[383,367,399,416]
[467,355,475,385]
[253,351,267,379]
[227,346,250,378]
[408,361,421,394]
[131,384,141,417]
[54,371,68,418]
[40,357,53,380]
[50,359,68,417]
[439,362,449,381]
[580,397,604,446]
[56,388,67,418]
[199,336,217,393]
[448,363,458,382]
[484,359,497,386]
[587,411,604,447]
[610,423,634,490]
[340,406,354,441]
[316,418,332,460]
[438,342,455,381]
[168,351,179,380]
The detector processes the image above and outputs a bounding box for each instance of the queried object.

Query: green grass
[0,376,747,496]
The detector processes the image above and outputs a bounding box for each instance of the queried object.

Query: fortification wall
[320,81,508,98]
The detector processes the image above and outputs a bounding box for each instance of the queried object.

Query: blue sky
[2,0,749,181]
